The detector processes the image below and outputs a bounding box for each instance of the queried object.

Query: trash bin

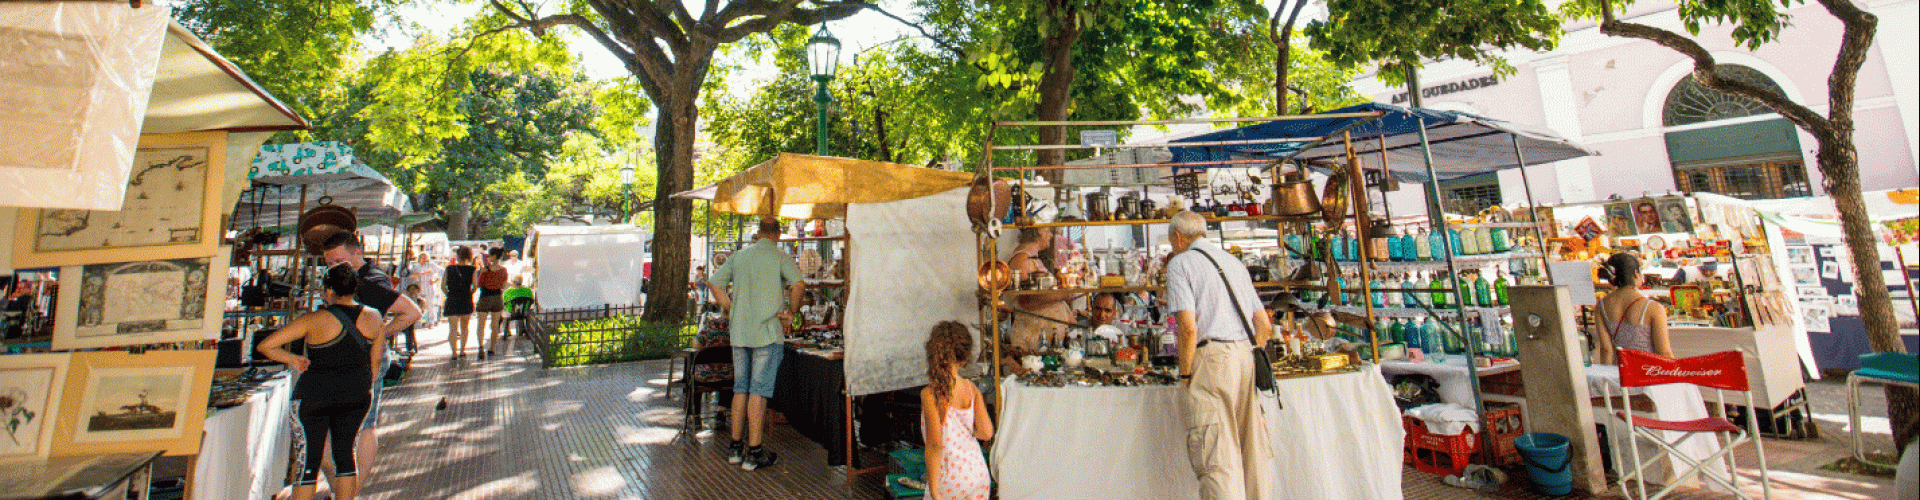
[1515,432,1573,496]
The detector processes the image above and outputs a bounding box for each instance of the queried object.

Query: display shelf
[805,279,846,289]
[1001,285,1164,296]
[1326,304,1510,318]
[1448,222,1545,229]
[1282,251,1543,272]
[1014,214,1281,229]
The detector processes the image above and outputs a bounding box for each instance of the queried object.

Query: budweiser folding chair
[1600,349,1772,500]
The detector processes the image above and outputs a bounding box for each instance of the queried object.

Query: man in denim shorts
[706,217,804,471]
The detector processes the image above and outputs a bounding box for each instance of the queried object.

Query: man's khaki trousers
[1186,341,1274,500]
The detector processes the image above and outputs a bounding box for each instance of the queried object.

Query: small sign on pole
[1079,129,1119,148]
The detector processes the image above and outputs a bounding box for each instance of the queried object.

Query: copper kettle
[1269,171,1322,217]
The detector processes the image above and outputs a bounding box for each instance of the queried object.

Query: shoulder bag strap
[1191,248,1257,342]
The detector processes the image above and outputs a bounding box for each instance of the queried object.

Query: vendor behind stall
[1006,227,1081,350]
[1595,252,1674,364]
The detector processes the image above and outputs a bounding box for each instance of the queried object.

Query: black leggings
[296,398,370,485]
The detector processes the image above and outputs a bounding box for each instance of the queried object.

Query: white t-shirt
[1165,238,1263,344]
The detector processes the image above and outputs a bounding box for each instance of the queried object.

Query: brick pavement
[353,323,1900,499]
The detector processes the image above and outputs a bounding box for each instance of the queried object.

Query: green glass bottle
[1431,272,1450,308]
[1474,272,1493,308]
[1494,270,1511,306]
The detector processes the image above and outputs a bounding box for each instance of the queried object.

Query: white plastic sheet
[530,227,647,310]
[0,2,168,209]
[844,188,978,396]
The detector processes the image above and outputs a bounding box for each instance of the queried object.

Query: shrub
[545,315,695,367]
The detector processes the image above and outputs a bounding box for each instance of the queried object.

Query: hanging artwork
[1604,202,1635,238]
[1656,198,1693,233]
[50,350,214,457]
[1632,200,1663,234]
[1573,216,1606,241]
[0,353,69,458]
[51,253,228,350]
[12,132,227,269]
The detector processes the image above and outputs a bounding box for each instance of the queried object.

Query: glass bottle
[1477,225,1496,255]
[1412,274,1431,307]
[1389,318,1407,344]
[1400,233,1419,262]
[1348,230,1363,262]
[1490,226,1510,253]
[1474,272,1493,308]
[1447,227,1464,257]
[1401,274,1420,308]
[1425,321,1448,363]
[1462,227,1482,255]
[1369,277,1386,307]
[1494,269,1511,306]
[1286,233,1304,259]
[1335,276,1348,304]
[1387,233,1405,262]
[1420,228,1439,261]
[1432,272,1450,308]
[1331,232,1348,262]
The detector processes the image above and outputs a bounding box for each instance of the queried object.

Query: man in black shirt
[318,231,421,490]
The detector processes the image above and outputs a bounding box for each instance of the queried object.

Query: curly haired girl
[920,321,993,500]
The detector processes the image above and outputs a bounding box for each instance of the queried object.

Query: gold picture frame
[50,350,215,457]
[12,132,227,269]
[0,353,71,458]
[50,251,229,350]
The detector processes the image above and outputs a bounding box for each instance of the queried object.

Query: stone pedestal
[1510,285,1608,494]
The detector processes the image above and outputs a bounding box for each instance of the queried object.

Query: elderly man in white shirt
[1164,210,1275,500]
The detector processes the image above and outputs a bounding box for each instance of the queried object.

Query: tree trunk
[1033,3,1083,181]
[1816,131,1918,450]
[641,71,702,323]
[448,198,471,240]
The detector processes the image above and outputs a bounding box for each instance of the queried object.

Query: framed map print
[50,252,228,350]
[50,350,214,457]
[12,132,227,269]
[0,353,70,458]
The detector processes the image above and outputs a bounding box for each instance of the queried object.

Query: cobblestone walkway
[353,324,1899,499]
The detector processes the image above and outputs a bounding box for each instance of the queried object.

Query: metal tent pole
[1509,134,1556,283]
[1414,111,1496,466]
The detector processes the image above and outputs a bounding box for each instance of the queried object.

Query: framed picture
[1656,198,1693,233]
[51,252,228,350]
[1632,200,1663,234]
[0,353,70,458]
[12,132,227,269]
[50,350,214,457]
[1604,202,1635,238]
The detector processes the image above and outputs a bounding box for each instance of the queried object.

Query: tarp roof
[673,153,975,219]
[1167,102,1596,181]
[144,22,307,134]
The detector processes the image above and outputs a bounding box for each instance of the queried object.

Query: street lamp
[620,164,635,223]
[806,24,841,156]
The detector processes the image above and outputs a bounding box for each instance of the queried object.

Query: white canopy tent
[526,224,649,310]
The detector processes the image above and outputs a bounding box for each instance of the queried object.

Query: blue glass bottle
[1369,277,1386,307]
[1331,233,1348,262]
[1424,321,1448,363]
[1347,234,1362,263]
[1447,227,1464,257]
[1335,276,1348,304]
[1286,233,1304,259]
[1401,274,1419,307]
[1426,229,1444,261]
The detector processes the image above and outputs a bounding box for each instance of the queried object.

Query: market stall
[2,5,309,499]
[672,153,976,471]
[977,103,1601,499]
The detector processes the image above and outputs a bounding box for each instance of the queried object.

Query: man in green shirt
[706,217,805,471]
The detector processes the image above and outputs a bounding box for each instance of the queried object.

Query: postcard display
[2,131,241,459]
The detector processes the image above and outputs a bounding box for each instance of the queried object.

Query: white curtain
[845,187,978,396]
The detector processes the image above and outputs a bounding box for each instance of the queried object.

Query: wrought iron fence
[524,303,697,368]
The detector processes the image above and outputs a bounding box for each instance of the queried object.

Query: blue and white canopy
[1167,102,1597,181]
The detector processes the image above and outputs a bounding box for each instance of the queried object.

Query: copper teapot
[1269,171,1322,217]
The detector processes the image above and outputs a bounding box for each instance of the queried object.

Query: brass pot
[1269,177,1322,217]
[1321,172,1350,228]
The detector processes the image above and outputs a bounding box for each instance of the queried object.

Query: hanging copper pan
[1321,171,1350,228]
[1269,174,1322,217]
[298,197,356,255]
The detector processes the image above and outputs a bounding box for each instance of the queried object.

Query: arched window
[1662,65,1787,127]
[1661,65,1811,199]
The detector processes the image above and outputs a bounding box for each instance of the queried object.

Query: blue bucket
[1515,432,1573,496]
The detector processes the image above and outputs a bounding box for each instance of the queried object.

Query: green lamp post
[806,25,841,156]
[620,164,634,223]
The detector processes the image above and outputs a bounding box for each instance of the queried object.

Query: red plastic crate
[1480,402,1524,466]
[1402,416,1477,476]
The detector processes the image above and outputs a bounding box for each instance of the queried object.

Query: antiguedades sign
[1390,75,1501,104]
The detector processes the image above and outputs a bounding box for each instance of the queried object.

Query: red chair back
[1618,349,1748,391]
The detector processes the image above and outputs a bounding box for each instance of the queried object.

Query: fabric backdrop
[845,187,978,396]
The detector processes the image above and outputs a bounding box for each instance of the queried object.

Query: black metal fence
[525,304,697,368]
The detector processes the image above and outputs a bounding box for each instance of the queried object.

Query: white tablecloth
[1379,360,1521,407]
[1585,365,1729,491]
[193,373,294,500]
[993,365,1404,500]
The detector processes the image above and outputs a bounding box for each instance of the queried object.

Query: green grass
[545,315,695,368]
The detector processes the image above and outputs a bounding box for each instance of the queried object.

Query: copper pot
[966,176,998,227]
[1321,172,1350,228]
[1269,175,1322,217]
[298,200,356,255]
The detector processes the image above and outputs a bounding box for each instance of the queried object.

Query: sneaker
[741,448,778,471]
[725,441,745,465]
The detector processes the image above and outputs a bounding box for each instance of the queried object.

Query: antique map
[34,147,208,252]
[75,258,209,339]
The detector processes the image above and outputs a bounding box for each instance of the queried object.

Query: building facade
[1351,0,1919,211]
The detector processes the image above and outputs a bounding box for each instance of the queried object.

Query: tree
[482,0,871,322]
[1564,0,1913,457]
[173,0,407,128]
[1306,0,1561,92]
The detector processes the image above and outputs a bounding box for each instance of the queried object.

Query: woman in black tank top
[258,264,387,500]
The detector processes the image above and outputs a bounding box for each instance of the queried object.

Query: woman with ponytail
[919,321,992,500]
[1594,252,1674,365]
